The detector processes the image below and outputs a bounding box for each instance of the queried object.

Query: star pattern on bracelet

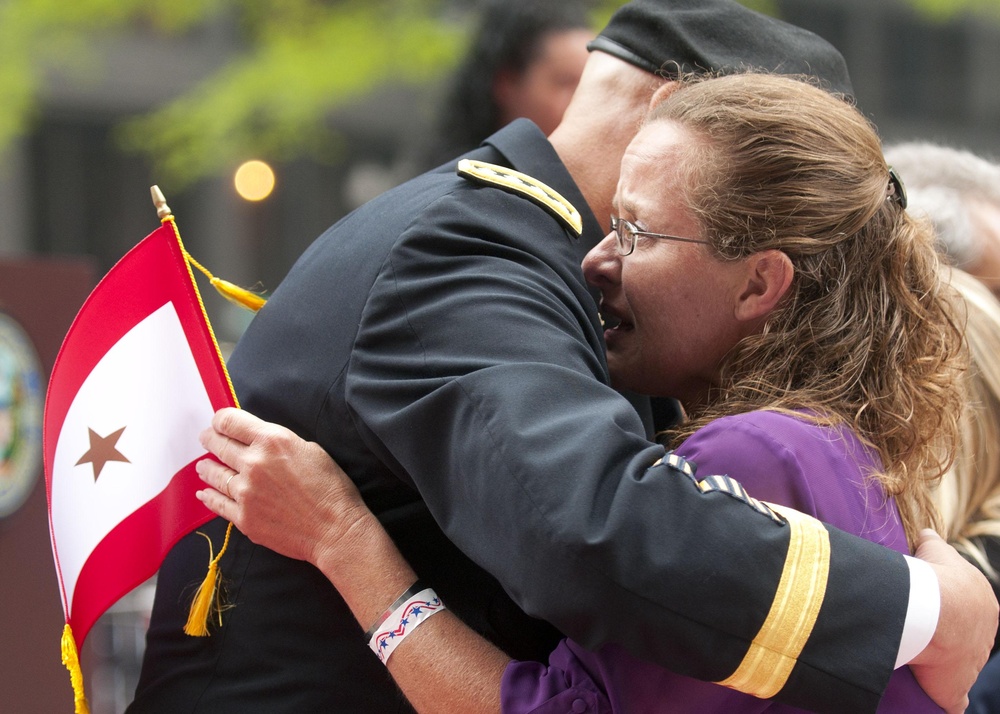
[373,596,444,661]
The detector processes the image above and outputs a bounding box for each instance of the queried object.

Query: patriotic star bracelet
[366,582,446,665]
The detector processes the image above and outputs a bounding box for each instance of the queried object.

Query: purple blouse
[500,410,941,713]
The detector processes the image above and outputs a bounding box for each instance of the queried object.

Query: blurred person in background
[935,268,1000,713]
[422,0,593,167]
[884,142,1000,295]
[937,268,1000,622]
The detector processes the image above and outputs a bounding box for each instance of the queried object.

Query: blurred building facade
[0,0,998,712]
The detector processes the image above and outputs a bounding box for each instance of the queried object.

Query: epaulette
[457,159,583,237]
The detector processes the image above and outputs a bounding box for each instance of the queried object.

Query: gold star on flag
[76,427,130,481]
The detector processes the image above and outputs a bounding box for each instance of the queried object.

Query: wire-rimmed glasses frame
[609,215,711,256]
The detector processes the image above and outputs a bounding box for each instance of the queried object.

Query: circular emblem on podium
[0,312,44,520]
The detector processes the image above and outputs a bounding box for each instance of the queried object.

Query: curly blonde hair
[652,73,966,549]
[937,268,1000,575]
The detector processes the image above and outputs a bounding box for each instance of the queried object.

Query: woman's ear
[735,250,794,323]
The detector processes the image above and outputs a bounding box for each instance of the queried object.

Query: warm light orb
[234,160,276,201]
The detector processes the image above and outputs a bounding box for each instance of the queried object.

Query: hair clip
[887,166,907,209]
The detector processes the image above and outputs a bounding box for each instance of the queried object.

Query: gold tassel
[183,524,234,637]
[182,252,267,313]
[208,276,267,312]
[61,624,91,714]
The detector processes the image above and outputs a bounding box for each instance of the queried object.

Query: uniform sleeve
[345,191,909,714]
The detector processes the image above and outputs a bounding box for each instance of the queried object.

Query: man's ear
[735,250,794,323]
[648,80,681,110]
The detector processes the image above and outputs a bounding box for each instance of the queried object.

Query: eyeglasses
[609,215,711,256]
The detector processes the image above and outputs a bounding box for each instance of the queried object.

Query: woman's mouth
[599,308,633,333]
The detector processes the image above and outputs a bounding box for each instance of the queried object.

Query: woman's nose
[582,232,622,290]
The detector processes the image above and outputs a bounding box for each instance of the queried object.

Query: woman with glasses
[195,72,964,713]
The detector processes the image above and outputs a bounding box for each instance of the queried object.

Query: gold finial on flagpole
[151,185,172,220]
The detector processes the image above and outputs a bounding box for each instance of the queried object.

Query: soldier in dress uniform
[128,2,995,713]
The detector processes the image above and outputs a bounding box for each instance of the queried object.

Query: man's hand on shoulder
[911,529,998,714]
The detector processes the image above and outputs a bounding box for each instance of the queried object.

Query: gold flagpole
[151,185,172,220]
[148,186,253,637]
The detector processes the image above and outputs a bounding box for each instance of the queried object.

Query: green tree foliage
[0,0,223,156]
[907,0,1000,20]
[118,0,470,186]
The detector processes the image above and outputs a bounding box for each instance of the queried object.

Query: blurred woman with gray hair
[885,142,1000,295]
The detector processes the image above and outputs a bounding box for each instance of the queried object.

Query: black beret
[588,0,853,97]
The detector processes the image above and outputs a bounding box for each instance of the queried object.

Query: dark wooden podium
[0,256,96,713]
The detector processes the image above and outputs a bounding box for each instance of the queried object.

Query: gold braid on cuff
[715,503,830,698]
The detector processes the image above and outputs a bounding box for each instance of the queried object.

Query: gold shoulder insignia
[457,159,583,236]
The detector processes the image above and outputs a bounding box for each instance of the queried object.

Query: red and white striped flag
[43,213,239,711]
